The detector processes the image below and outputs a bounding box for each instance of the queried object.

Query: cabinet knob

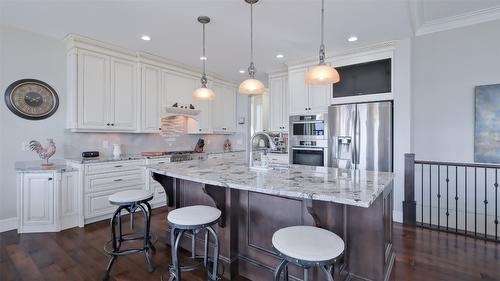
[48,177,53,181]
[199,129,202,132]
[107,123,110,126]
[111,123,115,126]
[159,128,162,131]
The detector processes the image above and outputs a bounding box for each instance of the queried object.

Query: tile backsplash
[64,132,247,158]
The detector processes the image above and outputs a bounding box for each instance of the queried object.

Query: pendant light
[305,0,340,85]
[192,16,216,101]
[239,0,265,95]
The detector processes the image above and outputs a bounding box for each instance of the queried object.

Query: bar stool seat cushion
[108,190,154,204]
[168,205,221,227]
[272,226,344,262]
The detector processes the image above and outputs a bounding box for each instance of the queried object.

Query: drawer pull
[114,165,123,168]
[157,191,165,194]
[114,179,123,182]
[158,161,165,164]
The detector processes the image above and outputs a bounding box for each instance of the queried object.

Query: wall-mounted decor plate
[4,79,59,120]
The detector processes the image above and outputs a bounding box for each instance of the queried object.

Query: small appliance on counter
[267,132,288,154]
[82,151,100,158]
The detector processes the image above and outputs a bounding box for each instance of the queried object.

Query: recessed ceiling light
[239,70,245,74]
[348,36,358,42]
[141,35,151,41]
[276,54,284,59]
[200,56,207,61]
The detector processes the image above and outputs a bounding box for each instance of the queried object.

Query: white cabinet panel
[20,173,55,229]
[78,50,110,128]
[289,67,331,115]
[110,58,137,130]
[164,72,198,106]
[308,83,331,113]
[269,75,289,131]
[212,83,236,133]
[141,65,162,132]
[289,68,309,115]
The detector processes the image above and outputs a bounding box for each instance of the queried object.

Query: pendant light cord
[248,2,256,78]
[201,22,207,86]
[319,0,326,64]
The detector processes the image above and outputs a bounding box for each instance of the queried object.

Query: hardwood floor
[1,207,498,281]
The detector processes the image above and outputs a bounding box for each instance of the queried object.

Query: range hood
[163,105,201,119]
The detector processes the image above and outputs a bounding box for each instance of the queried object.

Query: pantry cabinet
[268,74,289,132]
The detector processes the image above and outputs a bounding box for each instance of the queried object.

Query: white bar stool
[165,205,222,281]
[272,226,345,281]
[103,189,156,281]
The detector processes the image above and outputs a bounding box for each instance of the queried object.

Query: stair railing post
[403,153,417,225]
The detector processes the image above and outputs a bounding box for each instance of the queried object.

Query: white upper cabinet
[141,64,162,133]
[71,48,138,131]
[66,35,237,134]
[164,72,198,107]
[288,66,332,115]
[77,50,110,129]
[211,82,236,133]
[110,58,138,130]
[289,68,309,115]
[269,74,289,131]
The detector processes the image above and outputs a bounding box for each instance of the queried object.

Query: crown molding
[416,5,500,36]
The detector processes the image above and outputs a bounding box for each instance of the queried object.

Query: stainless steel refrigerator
[328,101,393,172]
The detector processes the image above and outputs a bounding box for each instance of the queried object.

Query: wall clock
[4,79,59,120]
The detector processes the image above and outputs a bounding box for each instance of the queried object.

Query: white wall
[0,25,67,220]
[413,20,500,162]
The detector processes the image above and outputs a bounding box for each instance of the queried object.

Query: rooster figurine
[29,139,56,166]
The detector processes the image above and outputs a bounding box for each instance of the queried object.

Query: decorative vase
[112,144,122,159]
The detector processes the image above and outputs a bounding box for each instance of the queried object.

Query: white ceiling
[1,0,499,83]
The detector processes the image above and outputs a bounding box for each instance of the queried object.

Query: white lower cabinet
[17,171,80,233]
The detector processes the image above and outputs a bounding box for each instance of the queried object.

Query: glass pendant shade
[239,78,265,95]
[305,0,340,86]
[305,64,340,85]
[192,86,215,101]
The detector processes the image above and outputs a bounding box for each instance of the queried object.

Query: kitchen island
[147,156,394,281]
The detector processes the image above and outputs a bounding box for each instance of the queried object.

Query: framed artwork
[475,84,500,163]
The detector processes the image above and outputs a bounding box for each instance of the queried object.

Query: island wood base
[152,173,394,281]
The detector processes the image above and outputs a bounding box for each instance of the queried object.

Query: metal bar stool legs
[167,226,220,281]
[103,190,155,281]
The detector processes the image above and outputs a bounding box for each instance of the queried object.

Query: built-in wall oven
[289,114,328,167]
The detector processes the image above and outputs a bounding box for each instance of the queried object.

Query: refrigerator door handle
[355,105,361,166]
[352,105,357,169]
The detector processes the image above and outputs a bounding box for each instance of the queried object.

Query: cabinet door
[77,50,110,129]
[141,65,161,132]
[288,68,309,114]
[308,73,331,113]
[212,83,236,132]
[269,77,284,131]
[21,173,55,227]
[164,72,198,106]
[282,77,290,131]
[110,58,138,130]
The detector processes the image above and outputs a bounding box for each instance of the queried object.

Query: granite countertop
[66,150,245,164]
[15,160,76,173]
[146,156,394,208]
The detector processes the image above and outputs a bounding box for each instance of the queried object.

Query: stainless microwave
[289,114,328,142]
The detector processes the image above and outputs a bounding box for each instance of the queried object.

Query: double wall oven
[289,114,328,167]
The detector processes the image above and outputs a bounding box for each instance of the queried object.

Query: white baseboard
[393,210,403,223]
[0,217,17,232]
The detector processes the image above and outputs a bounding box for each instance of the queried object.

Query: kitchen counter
[147,156,393,208]
[15,160,76,173]
[66,150,245,164]
[148,154,395,281]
